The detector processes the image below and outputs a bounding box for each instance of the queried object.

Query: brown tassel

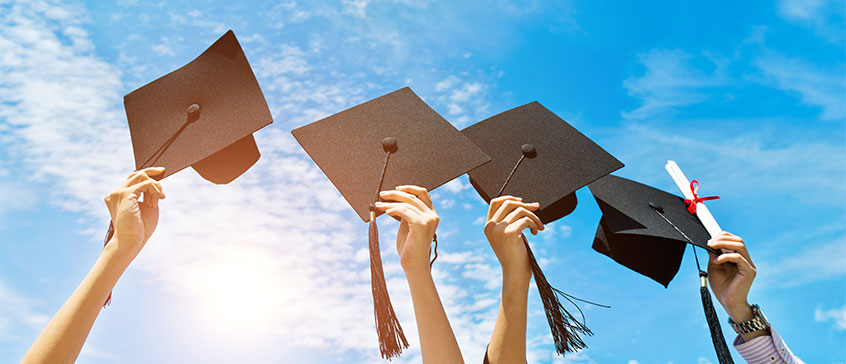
[522,235,595,355]
[369,210,409,359]
[103,222,115,307]
[699,271,735,364]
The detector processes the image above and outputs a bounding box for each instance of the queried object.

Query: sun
[188,246,289,337]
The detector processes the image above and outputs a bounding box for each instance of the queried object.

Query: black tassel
[369,214,409,359]
[103,222,115,307]
[699,271,735,364]
[522,236,593,355]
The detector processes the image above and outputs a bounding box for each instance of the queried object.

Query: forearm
[21,238,131,364]
[487,268,530,364]
[404,267,464,364]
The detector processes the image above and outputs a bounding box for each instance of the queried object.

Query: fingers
[131,179,164,207]
[511,216,541,236]
[488,196,522,221]
[123,167,166,196]
[502,206,544,234]
[395,185,433,210]
[708,233,751,263]
[491,199,539,223]
[712,252,756,275]
[380,189,430,213]
[377,203,422,223]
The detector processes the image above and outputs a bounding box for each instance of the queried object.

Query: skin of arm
[483,196,544,364]
[374,185,463,364]
[707,231,769,342]
[21,167,166,364]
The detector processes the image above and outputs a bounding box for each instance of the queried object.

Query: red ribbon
[684,180,720,214]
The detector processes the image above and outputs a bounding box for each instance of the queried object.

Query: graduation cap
[461,101,623,355]
[103,29,273,305]
[292,87,490,359]
[588,172,734,364]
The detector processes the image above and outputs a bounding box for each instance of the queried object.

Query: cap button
[648,202,663,212]
[186,104,200,123]
[382,137,398,153]
[521,144,537,158]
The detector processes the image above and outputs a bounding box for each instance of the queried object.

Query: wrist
[725,302,753,323]
[102,237,138,270]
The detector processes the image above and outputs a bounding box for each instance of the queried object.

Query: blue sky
[1,0,844,363]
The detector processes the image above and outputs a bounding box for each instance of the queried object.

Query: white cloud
[753,52,846,120]
[0,2,552,363]
[150,36,175,56]
[777,0,846,44]
[0,278,49,341]
[257,44,312,76]
[621,49,727,120]
[441,178,468,194]
[758,238,846,287]
[607,123,846,208]
[815,305,846,330]
[628,360,639,364]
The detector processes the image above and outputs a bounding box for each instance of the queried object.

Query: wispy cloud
[621,49,728,120]
[815,305,846,331]
[0,278,49,341]
[752,51,846,120]
[758,238,846,287]
[777,0,846,44]
[0,1,564,362]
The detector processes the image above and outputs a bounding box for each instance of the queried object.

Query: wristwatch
[728,304,771,334]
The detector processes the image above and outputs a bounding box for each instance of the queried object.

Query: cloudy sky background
[1,0,844,363]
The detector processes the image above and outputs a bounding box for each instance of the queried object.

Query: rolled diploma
[664,160,722,238]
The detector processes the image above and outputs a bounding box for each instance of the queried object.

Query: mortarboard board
[588,174,718,287]
[292,87,490,359]
[124,29,272,183]
[588,173,734,364]
[104,29,273,304]
[461,101,623,355]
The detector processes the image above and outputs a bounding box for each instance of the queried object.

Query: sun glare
[189,247,287,337]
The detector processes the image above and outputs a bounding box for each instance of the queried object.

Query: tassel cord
[368,148,409,359]
[651,207,734,364]
[102,114,194,307]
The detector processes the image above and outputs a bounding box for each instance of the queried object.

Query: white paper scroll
[665,160,722,238]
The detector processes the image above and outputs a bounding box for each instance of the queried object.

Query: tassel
[699,271,734,364]
[522,235,593,355]
[103,222,115,307]
[369,210,409,359]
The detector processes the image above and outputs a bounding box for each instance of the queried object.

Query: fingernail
[379,191,387,195]
[532,202,539,206]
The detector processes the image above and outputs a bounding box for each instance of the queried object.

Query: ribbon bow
[683,180,720,214]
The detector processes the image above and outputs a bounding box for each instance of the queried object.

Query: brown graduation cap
[461,101,624,356]
[588,174,734,364]
[292,87,490,359]
[104,29,273,304]
[124,30,272,182]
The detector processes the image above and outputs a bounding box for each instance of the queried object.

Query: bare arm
[485,196,543,364]
[375,185,463,364]
[21,167,165,364]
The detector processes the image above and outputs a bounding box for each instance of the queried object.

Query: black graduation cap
[292,87,490,359]
[588,174,734,364]
[589,174,719,287]
[103,29,273,305]
[461,101,623,355]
